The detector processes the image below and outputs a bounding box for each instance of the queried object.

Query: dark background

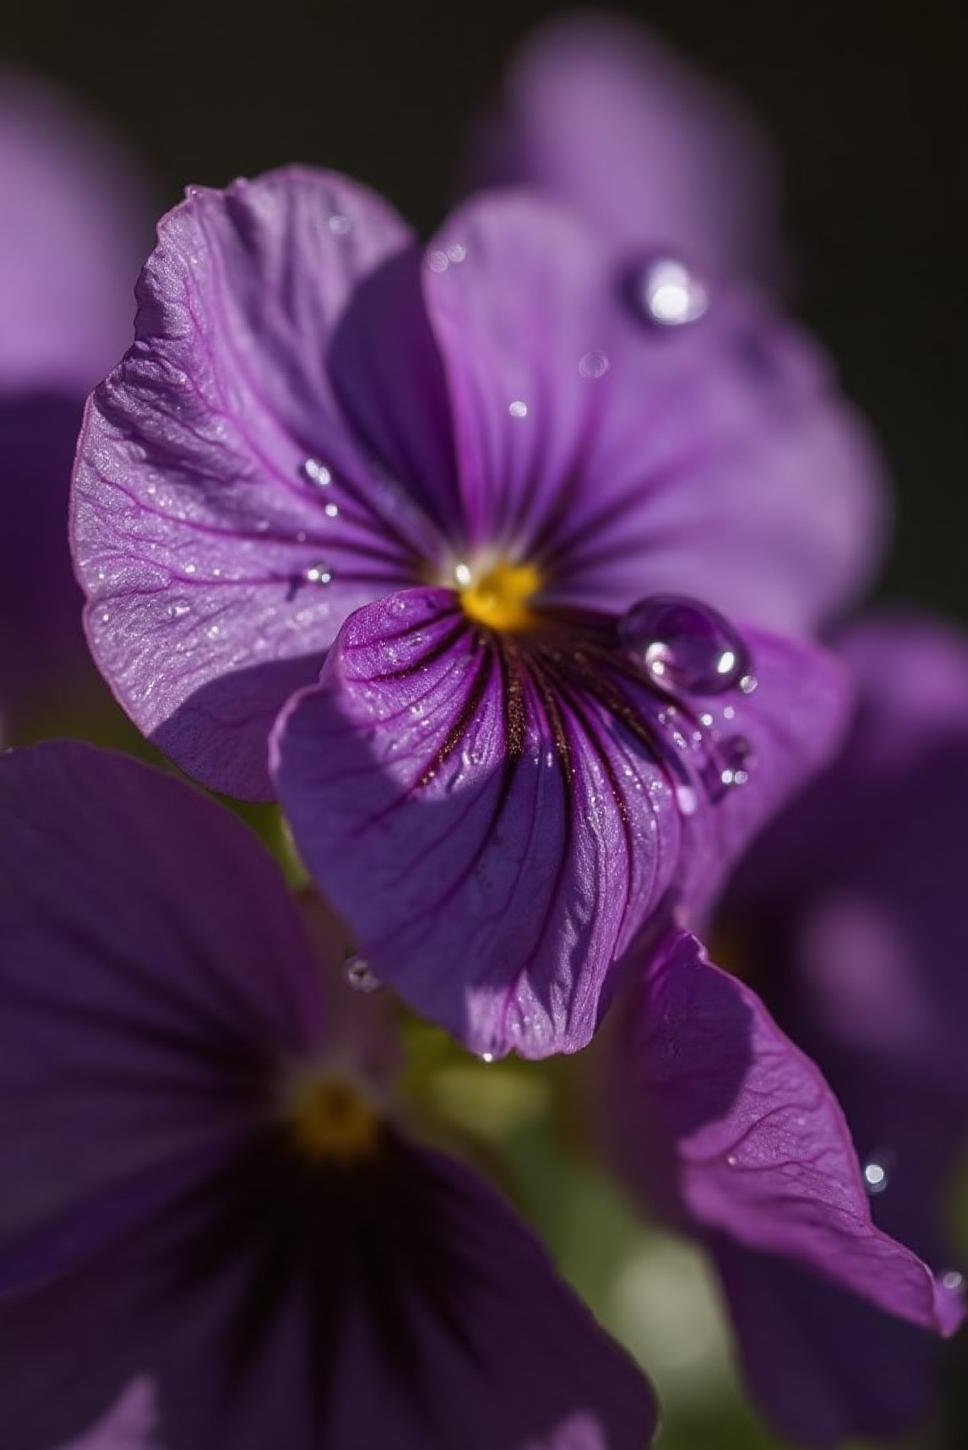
[4,0,965,622]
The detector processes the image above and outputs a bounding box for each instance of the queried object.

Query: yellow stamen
[459,561,542,632]
[285,1071,380,1163]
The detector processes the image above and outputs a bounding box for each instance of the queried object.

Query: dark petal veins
[70,168,449,798]
[273,590,847,1057]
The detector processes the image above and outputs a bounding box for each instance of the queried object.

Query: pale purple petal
[423,191,887,634]
[0,741,322,1287]
[609,929,962,1335]
[271,591,847,1058]
[0,71,154,393]
[71,168,450,798]
[467,13,785,284]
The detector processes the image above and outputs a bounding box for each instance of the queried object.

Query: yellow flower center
[285,1071,381,1163]
[459,560,542,632]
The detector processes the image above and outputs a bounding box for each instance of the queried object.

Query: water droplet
[328,214,352,236]
[344,955,381,993]
[675,784,698,816]
[620,595,750,695]
[167,600,191,619]
[479,1052,495,1064]
[863,1160,888,1194]
[739,673,758,695]
[578,350,610,379]
[323,502,339,518]
[183,562,197,576]
[427,249,449,273]
[454,561,473,588]
[942,1270,965,1292]
[508,399,529,419]
[302,458,332,488]
[305,563,334,585]
[726,1154,738,1167]
[447,242,467,264]
[637,255,709,326]
[718,735,753,789]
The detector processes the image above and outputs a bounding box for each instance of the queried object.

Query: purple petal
[608,930,963,1336]
[0,71,154,393]
[713,1243,945,1448]
[71,168,449,798]
[0,741,323,1288]
[2,1090,655,1448]
[272,590,847,1058]
[423,191,887,633]
[466,14,785,284]
[729,611,968,1106]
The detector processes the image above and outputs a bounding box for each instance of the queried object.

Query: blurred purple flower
[604,613,968,1444]
[73,167,872,1056]
[465,11,889,620]
[467,11,785,287]
[0,741,656,1450]
[0,72,153,728]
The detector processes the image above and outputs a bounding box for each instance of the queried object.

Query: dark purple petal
[71,168,450,798]
[713,1242,945,1448]
[0,741,322,1288]
[466,14,785,284]
[607,930,962,1335]
[1,1135,656,1449]
[271,590,848,1058]
[423,191,887,633]
[0,71,154,393]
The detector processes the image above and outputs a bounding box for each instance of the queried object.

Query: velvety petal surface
[71,168,451,798]
[608,930,962,1335]
[466,13,785,284]
[423,191,887,633]
[0,741,322,1287]
[1,1134,656,1450]
[713,1242,945,1448]
[272,589,848,1058]
[0,71,153,392]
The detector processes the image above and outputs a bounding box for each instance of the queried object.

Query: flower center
[458,560,542,632]
[285,1070,380,1163]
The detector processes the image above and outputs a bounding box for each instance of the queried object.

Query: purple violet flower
[602,613,968,1445]
[73,167,871,1058]
[0,741,657,1450]
[466,11,787,287]
[0,72,153,729]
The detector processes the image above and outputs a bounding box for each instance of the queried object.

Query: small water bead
[636,255,709,327]
[717,735,752,789]
[863,1160,889,1195]
[426,249,450,274]
[323,502,339,518]
[620,595,750,696]
[508,400,529,419]
[305,563,334,585]
[479,1052,495,1064]
[578,350,610,379]
[328,214,353,236]
[302,458,332,488]
[942,1270,965,1293]
[344,955,381,993]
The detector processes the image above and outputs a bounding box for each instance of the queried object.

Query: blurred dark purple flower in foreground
[0,742,656,1450]
[0,73,152,729]
[468,10,786,288]
[603,613,968,1444]
[72,167,877,1057]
